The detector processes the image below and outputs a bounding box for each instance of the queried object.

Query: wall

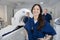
[51,2,60,19]
[0,5,14,26]
[6,5,14,25]
[0,5,6,21]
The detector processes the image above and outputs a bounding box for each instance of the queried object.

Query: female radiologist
[24,4,56,40]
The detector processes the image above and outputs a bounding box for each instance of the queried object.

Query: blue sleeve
[49,14,52,20]
[23,17,28,24]
[42,21,56,36]
[24,19,32,31]
[23,16,31,24]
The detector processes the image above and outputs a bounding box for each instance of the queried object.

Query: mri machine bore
[53,17,60,40]
[0,8,33,40]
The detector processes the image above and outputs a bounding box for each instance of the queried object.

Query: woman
[24,4,56,40]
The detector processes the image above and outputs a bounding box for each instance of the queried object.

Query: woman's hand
[38,35,52,40]
[24,29,28,40]
[44,34,52,40]
[38,38,45,40]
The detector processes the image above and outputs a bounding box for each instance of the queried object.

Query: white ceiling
[0,0,60,8]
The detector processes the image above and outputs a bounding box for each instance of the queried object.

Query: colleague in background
[43,9,52,23]
[24,4,56,40]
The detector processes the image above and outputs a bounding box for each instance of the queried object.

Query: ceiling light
[40,2,44,4]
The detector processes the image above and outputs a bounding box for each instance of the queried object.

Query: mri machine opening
[0,8,33,40]
[53,17,60,40]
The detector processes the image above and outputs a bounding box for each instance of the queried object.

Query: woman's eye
[33,8,35,10]
[37,9,39,10]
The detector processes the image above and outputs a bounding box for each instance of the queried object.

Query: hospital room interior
[0,0,60,40]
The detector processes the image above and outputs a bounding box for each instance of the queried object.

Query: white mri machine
[53,17,60,40]
[0,8,33,40]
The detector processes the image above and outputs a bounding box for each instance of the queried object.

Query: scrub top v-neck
[24,18,56,40]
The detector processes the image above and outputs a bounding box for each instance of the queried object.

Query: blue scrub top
[24,18,56,40]
[23,16,31,24]
[43,13,52,23]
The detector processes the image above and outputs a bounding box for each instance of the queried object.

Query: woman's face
[32,5,40,16]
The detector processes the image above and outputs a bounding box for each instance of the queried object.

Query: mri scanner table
[0,26,25,40]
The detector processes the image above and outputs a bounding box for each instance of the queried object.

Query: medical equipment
[0,8,32,40]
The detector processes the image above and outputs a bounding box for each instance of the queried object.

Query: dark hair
[31,4,45,31]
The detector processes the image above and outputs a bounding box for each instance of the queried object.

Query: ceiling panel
[0,0,60,8]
